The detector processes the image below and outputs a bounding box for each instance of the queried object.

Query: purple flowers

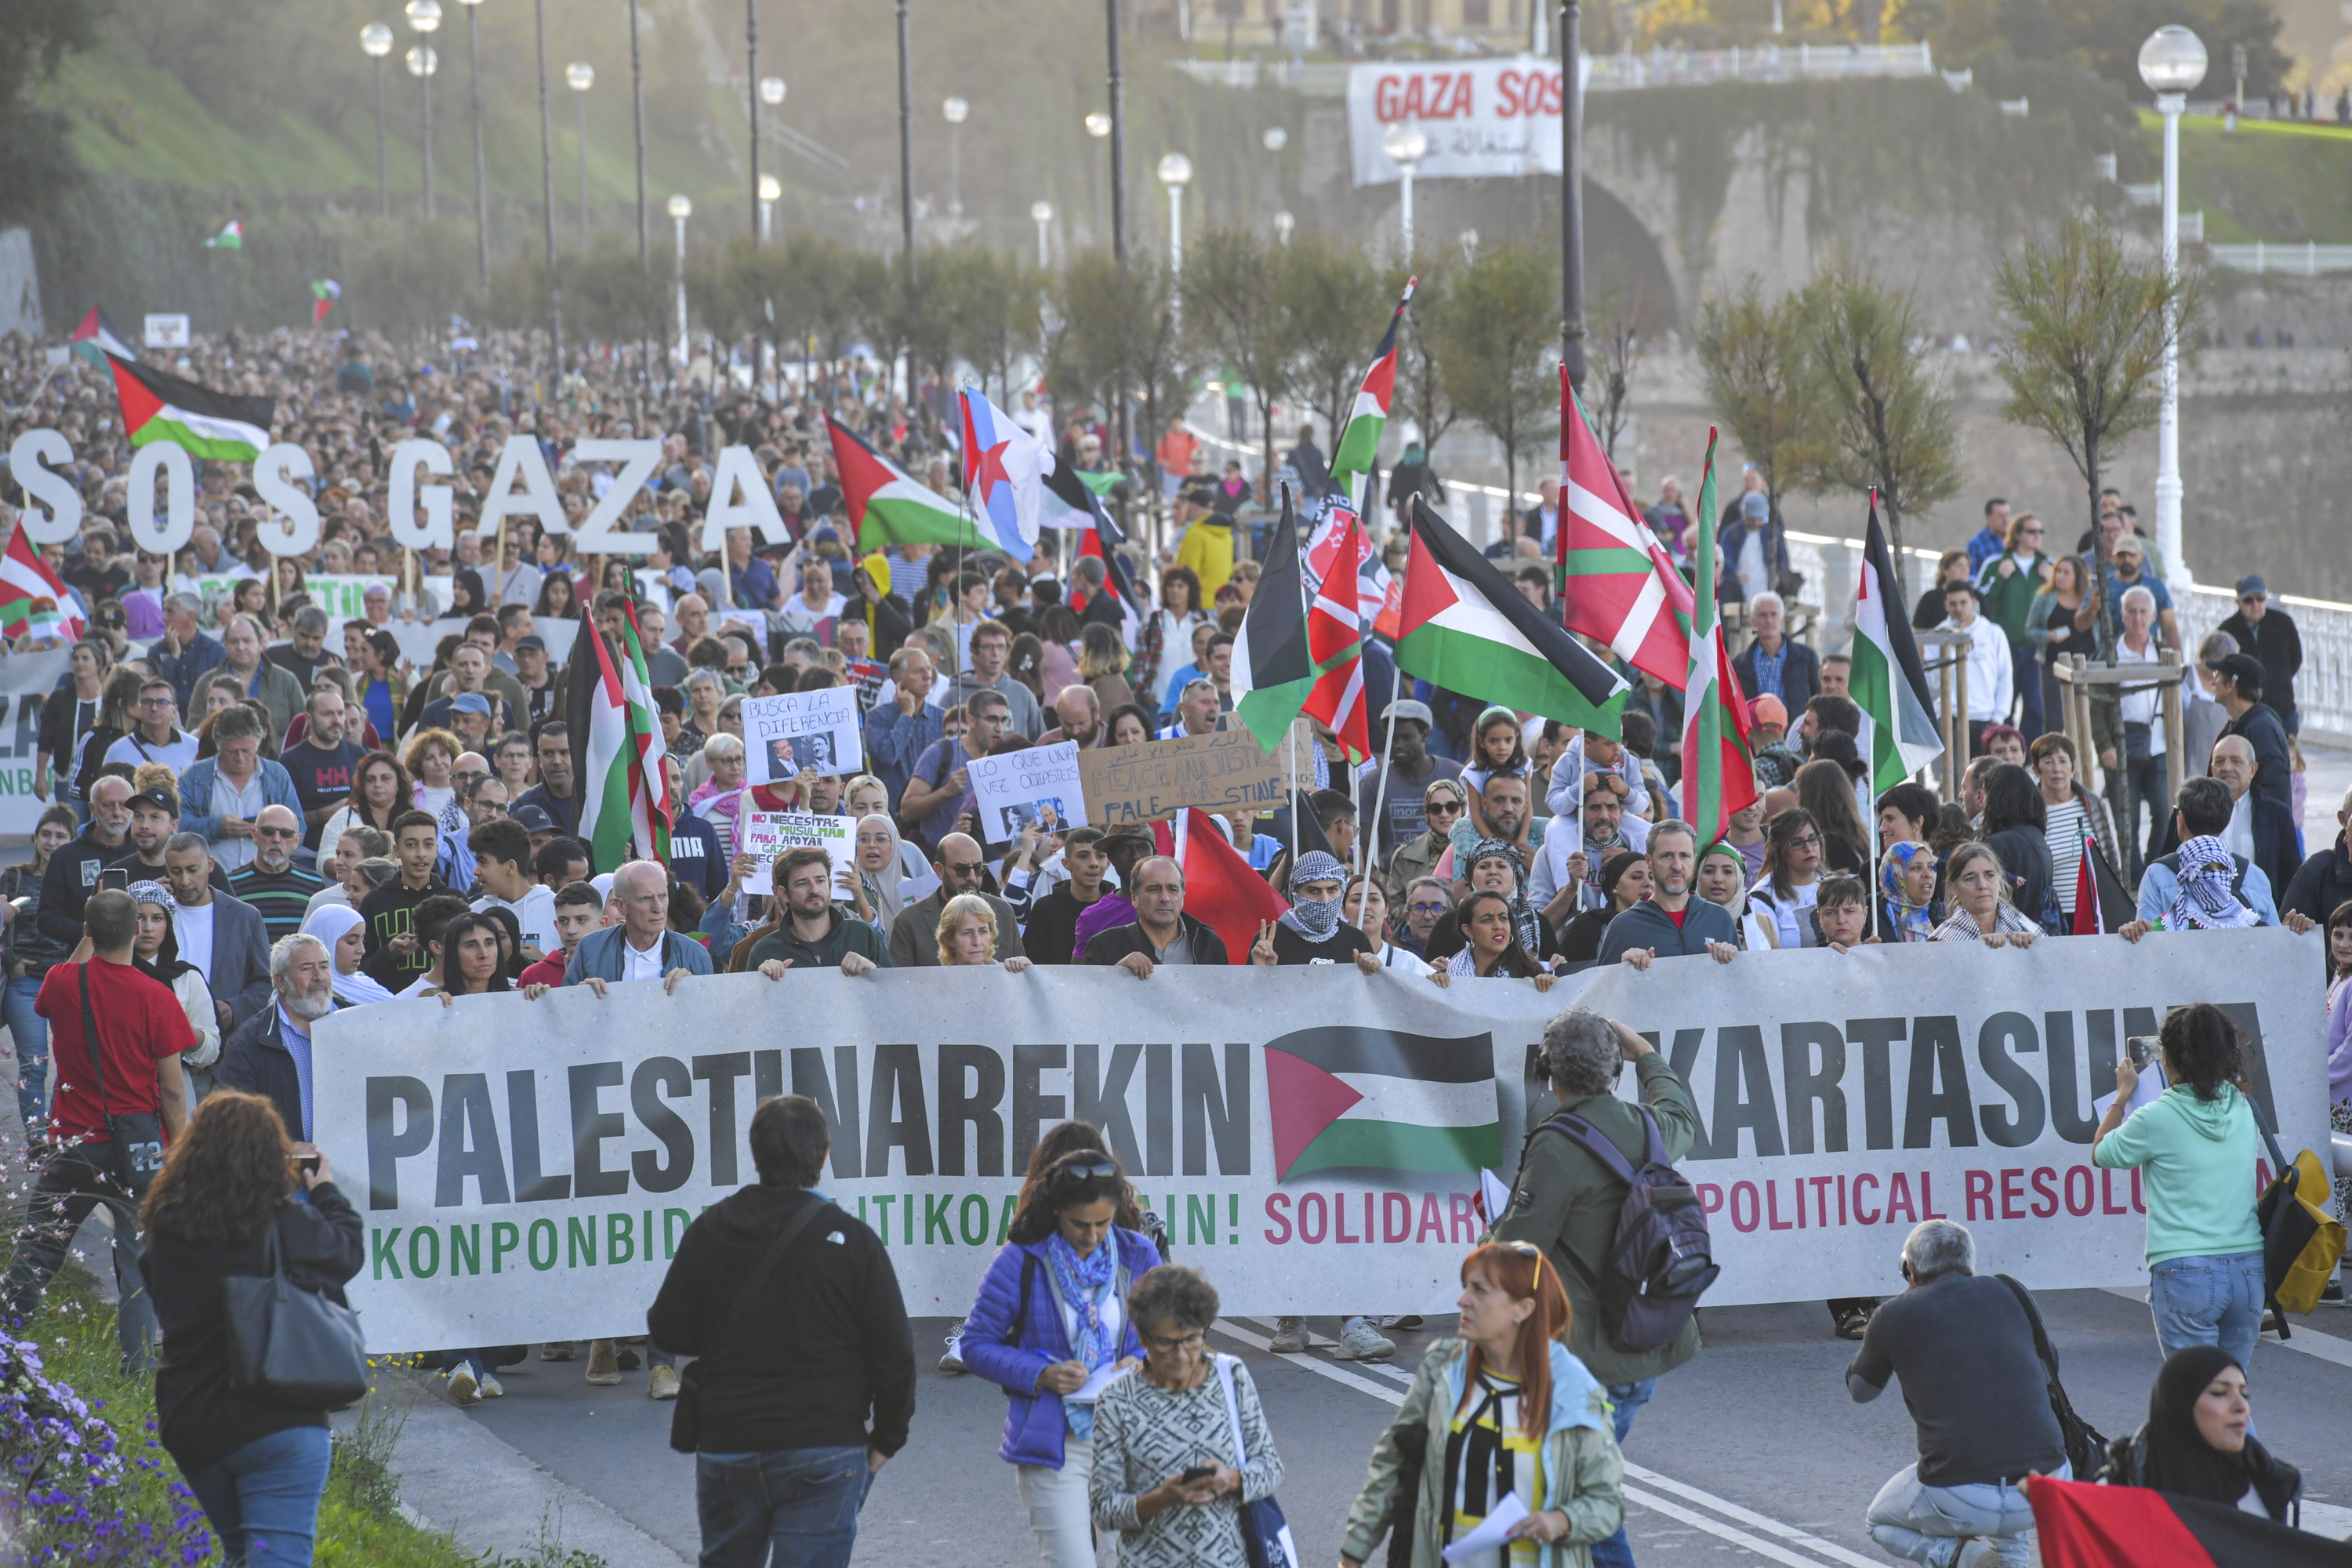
[0,1330,211,1563]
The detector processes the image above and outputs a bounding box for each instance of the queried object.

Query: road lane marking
[2101,1289,2352,1370]
[1211,1319,1857,1567]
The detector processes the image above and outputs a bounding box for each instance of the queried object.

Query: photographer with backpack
[1490,1008,1712,1568]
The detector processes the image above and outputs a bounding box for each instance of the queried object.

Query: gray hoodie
[1597,897,1737,964]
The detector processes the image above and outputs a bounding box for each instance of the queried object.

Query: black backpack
[1540,1107,1719,1352]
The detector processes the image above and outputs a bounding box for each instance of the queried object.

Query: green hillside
[2141,110,2352,243]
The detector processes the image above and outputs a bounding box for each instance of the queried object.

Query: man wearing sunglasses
[227,805,325,946]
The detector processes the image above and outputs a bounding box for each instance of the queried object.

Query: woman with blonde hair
[1929,840,2038,946]
[1341,1242,1624,1566]
[938,892,1033,972]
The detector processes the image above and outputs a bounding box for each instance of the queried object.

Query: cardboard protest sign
[739,811,854,895]
[968,741,1086,844]
[743,688,862,784]
[1079,724,1286,826]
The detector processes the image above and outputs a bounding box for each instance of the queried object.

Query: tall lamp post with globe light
[1382,121,1428,260]
[2140,24,2205,586]
[760,175,781,241]
[404,0,441,218]
[667,194,692,364]
[1156,153,1191,280]
[1085,111,1112,244]
[361,24,394,218]
[1274,210,1294,246]
[567,64,593,248]
[1031,201,1054,268]
[455,0,488,287]
[758,77,786,245]
[943,97,969,217]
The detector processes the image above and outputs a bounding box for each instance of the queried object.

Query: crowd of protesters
[0,326,2343,1566]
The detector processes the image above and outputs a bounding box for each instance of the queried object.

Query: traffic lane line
[2102,1287,2352,1369]
[1211,1319,1858,1568]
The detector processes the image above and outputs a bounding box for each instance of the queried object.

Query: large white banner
[1347,56,1588,186]
[314,931,2327,1352]
[0,649,71,837]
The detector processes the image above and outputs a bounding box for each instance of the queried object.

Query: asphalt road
[458,1290,2352,1566]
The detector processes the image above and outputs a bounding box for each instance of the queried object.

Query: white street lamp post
[1381,120,1428,260]
[1261,125,1287,152]
[667,193,691,364]
[943,96,969,217]
[1156,152,1191,278]
[2140,24,2206,587]
[566,62,593,249]
[760,174,782,241]
[1273,209,1294,245]
[1030,199,1054,267]
[405,0,442,219]
[1086,111,1111,241]
[361,24,394,219]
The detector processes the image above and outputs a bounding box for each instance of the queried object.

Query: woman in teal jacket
[2093,1001,2266,1371]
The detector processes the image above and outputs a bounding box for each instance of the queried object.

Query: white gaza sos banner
[1346,56,1592,186]
[314,931,2326,1352]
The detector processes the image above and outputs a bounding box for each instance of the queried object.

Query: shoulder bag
[223,1214,371,1410]
[1994,1273,2106,1478]
[669,1196,839,1453]
[1214,1353,1300,1568]
[74,963,165,1196]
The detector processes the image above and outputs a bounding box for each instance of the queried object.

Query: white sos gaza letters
[6,431,789,557]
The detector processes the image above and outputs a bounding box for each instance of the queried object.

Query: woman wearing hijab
[1878,841,1944,943]
[2100,1346,2301,1524]
[843,812,913,935]
[1247,851,1379,968]
[1698,841,1779,951]
[129,882,223,1098]
[445,568,488,622]
[300,906,396,1007]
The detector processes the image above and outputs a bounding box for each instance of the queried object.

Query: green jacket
[1340,1338,1624,1568]
[1491,1053,1704,1385]
[743,906,892,971]
[1973,550,2052,643]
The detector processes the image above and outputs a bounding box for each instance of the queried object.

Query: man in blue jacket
[561,859,714,993]
[217,932,339,1142]
[163,833,275,1033]
[176,705,303,874]
[1598,822,1743,967]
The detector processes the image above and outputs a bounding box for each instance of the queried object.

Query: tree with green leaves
[1279,235,1381,448]
[1993,216,2196,543]
[0,0,102,227]
[1794,263,1962,600]
[1182,226,1298,502]
[1695,278,1812,529]
[1434,242,1556,506]
[945,245,1044,407]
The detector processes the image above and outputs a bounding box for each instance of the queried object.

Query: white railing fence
[1167,41,1936,95]
[2209,242,2352,276]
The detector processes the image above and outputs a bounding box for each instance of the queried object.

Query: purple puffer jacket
[959,1228,1159,1468]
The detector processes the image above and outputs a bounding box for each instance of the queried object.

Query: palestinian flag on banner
[1267,1025,1501,1181]
[1399,496,1628,734]
[1557,366,1693,688]
[1327,278,1415,491]
[615,603,673,861]
[0,529,86,644]
[67,307,135,368]
[1229,488,1318,752]
[104,354,273,463]
[2027,1473,2342,1566]
[2070,835,2136,935]
[203,220,243,249]
[1851,489,1944,794]
[1302,507,1373,764]
[1677,429,1756,845]
[826,413,971,550]
[1150,808,1287,964]
[566,619,661,871]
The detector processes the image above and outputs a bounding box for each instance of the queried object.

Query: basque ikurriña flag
[957,385,1047,561]
[1266,1025,1501,1181]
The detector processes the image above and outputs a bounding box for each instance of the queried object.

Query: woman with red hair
[1338,1242,1624,1566]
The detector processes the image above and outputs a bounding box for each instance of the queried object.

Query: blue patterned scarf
[1045,1231,1117,1370]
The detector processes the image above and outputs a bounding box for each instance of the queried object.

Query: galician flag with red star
[957,385,1047,562]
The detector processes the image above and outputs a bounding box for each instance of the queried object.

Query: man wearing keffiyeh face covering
[1249,850,1381,969]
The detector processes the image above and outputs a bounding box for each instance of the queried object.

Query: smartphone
[98,867,129,894]
[291,1153,321,1175]
[1179,1465,1215,1484]
[2126,1036,2155,1069]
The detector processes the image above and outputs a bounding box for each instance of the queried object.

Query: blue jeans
[696,1445,872,1568]
[5,973,49,1134]
[184,1425,332,1566]
[2149,1250,2265,1372]
[1589,1378,1658,1568]
[1866,1461,2064,1567]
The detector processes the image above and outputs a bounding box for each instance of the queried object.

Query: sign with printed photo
[743,688,862,784]
[967,740,1086,844]
[739,811,855,895]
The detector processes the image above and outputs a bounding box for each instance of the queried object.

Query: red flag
[1302,511,1372,764]
[2071,849,2103,935]
[1151,808,1287,964]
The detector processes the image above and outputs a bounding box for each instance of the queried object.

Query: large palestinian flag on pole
[0,528,85,643]
[1851,489,1944,794]
[615,604,672,862]
[1557,366,1692,688]
[566,619,662,871]
[1327,278,1414,492]
[68,307,135,368]
[1399,496,1628,734]
[1267,1025,1501,1181]
[1229,488,1318,750]
[1677,429,1756,844]
[104,354,273,463]
[826,413,971,551]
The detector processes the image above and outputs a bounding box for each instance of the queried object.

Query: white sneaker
[1952,1538,2001,1568]
[448,1364,481,1406]
[1269,1317,1308,1354]
[1334,1317,1397,1362]
[477,1370,504,1399]
[938,1319,968,1374]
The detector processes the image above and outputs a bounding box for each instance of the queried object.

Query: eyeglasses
[1144,1330,1206,1354]
[1787,833,1822,851]
[1408,900,1451,916]
[255,826,300,840]
[138,696,175,709]
[1048,1157,1119,1188]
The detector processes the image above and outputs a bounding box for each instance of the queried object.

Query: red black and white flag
[2031,1475,2348,1566]
[2070,835,2137,936]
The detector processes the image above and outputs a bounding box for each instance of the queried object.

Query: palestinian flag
[1327,278,1414,490]
[1851,489,1944,793]
[1557,367,1693,688]
[2070,834,2136,935]
[0,529,85,644]
[826,413,971,550]
[1150,808,1287,964]
[1399,496,1628,734]
[2028,1473,2342,1566]
[615,603,673,862]
[1230,488,1318,752]
[567,619,655,871]
[1677,430,1756,844]
[104,354,273,463]
[1302,507,1372,764]
[310,280,341,324]
[203,220,243,249]
[67,307,135,368]
[1266,1025,1501,1181]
